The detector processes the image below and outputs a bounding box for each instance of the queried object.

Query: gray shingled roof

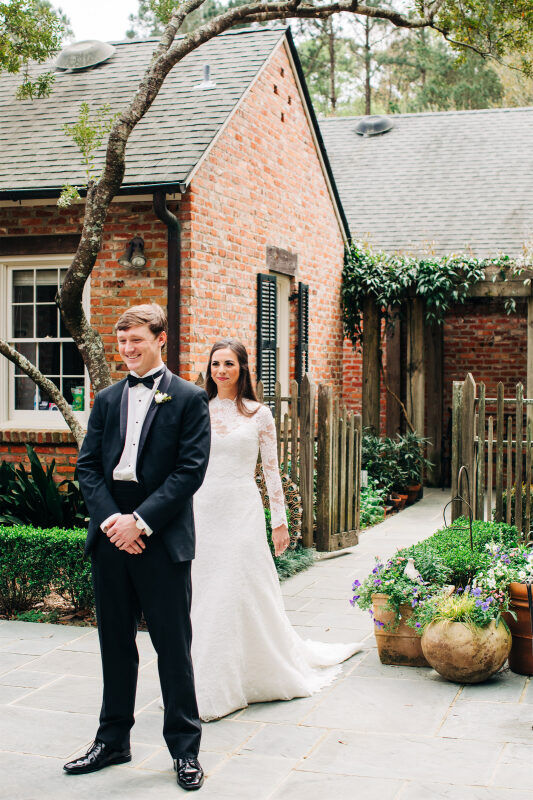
[0,28,286,196]
[319,108,533,259]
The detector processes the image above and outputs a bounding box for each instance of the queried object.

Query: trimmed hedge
[0,525,92,614]
[403,518,520,586]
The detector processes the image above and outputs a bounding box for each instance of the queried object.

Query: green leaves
[0,0,66,99]
[342,242,519,350]
[0,444,88,530]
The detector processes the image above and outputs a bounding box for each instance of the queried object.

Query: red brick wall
[342,327,388,433]
[178,42,346,390]
[443,299,527,421]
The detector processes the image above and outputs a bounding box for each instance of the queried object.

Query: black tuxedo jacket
[77,367,211,563]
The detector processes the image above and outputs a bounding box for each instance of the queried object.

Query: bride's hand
[272,524,290,556]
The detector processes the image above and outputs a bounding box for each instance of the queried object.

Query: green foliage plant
[352,519,521,629]
[360,480,386,528]
[0,525,92,614]
[362,429,431,494]
[411,587,509,633]
[0,444,88,529]
[0,0,65,99]
[342,243,523,351]
[58,102,119,207]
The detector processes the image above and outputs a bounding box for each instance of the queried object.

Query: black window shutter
[297,281,309,383]
[257,273,277,397]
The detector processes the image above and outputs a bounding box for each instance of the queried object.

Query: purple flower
[475,599,483,607]
[352,579,361,589]
[411,599,418,607]
[456,587,463,593]
[415,622,422,628]
[472,587,482,597]
[368,609,374,617]
[374,578,382,586]
[481,601,490,611]
[374,620,385,629]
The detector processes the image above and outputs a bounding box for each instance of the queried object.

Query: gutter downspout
[153,191,180,375]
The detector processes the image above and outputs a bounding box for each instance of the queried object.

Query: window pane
[12,305,34,338]
[36,269,59,301]
[13,270,34,303]
[63,377,85,409]
[14,342,36,374]
[15,376,37,410]
[39,342,60,374]
[38,377,61,410]
[62,342,84,375]
[36,304,57,338]
[59,314,69,338]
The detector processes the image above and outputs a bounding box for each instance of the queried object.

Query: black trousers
[91,480,201,757]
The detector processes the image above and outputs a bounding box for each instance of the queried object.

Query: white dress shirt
[100,364,164,537]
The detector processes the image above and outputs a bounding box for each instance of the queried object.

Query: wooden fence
[196,373,362,551]
[451,373,532,538]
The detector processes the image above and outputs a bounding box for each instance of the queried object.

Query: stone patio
[1,488,533,798]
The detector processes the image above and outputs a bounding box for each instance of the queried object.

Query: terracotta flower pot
[406,484,422,505]
[421,620,511,684]
[372,593,429,667]
[503,582,533,675]
[397,493,408,510]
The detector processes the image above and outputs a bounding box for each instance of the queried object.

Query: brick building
[0,28,349,476]
[320,108,533,483]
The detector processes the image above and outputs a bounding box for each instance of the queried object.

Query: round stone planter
[372,593,429,667]
[504,582,533,676]
[421,619,511,684]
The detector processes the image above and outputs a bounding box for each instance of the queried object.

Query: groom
[64,303,210,791]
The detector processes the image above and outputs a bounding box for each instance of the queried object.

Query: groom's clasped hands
[106,514,146,554]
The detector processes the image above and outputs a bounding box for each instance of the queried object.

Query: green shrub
[0,445,88,529]
[0,525,92,614]
[361,430,432,494]
[360,481,385,528]
[404,518,520,586]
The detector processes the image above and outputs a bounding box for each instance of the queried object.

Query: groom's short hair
[115,303,168,337]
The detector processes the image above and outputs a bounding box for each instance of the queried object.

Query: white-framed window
[0,255,90,429]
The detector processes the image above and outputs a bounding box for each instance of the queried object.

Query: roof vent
[55,40,115,72]
[355,115,394,137]
[195,64,216,90]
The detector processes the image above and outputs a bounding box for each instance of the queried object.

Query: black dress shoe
[174,757,204,790]
[63,739,131,775]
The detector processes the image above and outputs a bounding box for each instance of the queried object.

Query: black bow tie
[127,369,164,389]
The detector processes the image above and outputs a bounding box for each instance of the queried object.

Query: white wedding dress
[190,396,363,722]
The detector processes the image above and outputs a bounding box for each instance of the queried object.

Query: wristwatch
[132,512,147,533]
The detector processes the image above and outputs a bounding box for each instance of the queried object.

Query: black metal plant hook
[442,464,474,553]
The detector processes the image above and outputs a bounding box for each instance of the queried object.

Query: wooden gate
[451,373,532,538]
[196,373,362,551]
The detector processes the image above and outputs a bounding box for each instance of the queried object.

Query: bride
[190,338,363,722]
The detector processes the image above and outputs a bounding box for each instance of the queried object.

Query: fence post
[460,373,476,518]
[299,374,315,549]
[487,416,494,522]
[290,379,299,484]
[316,383,332,551]
[516,383,524,535]
[354,414,362,533]
[451,381,462,521]
[476,382,486,520]
[495,382,504,522]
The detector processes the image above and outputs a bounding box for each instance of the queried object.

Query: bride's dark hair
[205,338,259,417]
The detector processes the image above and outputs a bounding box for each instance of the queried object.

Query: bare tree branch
[0,338,85,447]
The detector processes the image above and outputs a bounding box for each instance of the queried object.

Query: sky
[52,0,139,42]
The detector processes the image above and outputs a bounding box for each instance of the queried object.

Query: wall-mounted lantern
[118,235,147,269]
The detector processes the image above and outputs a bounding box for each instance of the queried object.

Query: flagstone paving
[1,488,533,798]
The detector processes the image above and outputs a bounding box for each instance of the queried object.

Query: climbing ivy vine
[342,242,527,350]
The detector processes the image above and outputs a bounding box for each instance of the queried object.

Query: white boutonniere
[154,391,172,405]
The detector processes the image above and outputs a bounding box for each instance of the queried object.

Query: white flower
[154,391,172,405]
[519,570,527,580]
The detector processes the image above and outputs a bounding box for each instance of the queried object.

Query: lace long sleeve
[257,405,287,530]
